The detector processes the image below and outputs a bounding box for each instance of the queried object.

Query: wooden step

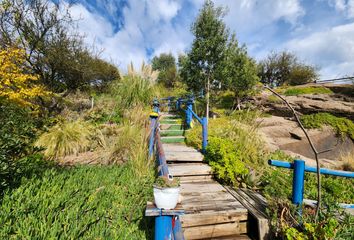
[161,136,185,143]
[162,143,199,153]
[208,234,251,240]
[160,124,184,130]
[160,119,182,124]
[168,163,212,176]
[161,130,185,137]
[165,151,203,162]
[183,221,248,240]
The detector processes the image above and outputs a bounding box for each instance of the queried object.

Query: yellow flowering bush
[0,47,48,107]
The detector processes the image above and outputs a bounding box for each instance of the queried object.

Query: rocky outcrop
[254,89,354,120]
[257,116,354,168]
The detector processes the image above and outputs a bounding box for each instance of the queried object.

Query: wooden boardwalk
[160,113,251,240]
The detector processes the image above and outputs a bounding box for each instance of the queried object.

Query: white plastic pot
[153,186,180,210]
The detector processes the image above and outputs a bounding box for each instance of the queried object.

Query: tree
[0,0,120,92]
[180,0,229,119]
[224,35,259,109]
[258,51,318,87]
[152,53,179,88]
[0,47,48,107]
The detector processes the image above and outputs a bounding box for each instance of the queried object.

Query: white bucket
[153,186,180,210]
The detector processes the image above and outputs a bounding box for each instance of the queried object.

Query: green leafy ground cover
[281,86,333,96]
[0,158,153,239]
[301,113,354,140]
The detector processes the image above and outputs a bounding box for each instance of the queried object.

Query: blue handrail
[268,159,354,213]
[148,100,184,240]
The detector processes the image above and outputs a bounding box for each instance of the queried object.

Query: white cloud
[68,0,188,72]
[327,0,354,18]
[218,0,304,33]
[285,23,354,78]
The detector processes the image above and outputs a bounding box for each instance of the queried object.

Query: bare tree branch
[264,86,323,221]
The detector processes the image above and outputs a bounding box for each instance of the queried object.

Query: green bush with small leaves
[0,162,154,239]
[282,86,333,96]
[301,113,354,140]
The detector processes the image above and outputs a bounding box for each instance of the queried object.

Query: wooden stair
[159,113,251,240]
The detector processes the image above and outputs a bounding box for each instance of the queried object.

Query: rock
[255,90,354,120]
[258,116,354,167]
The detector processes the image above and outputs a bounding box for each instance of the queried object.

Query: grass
[35,120,105,159]
[339,151,354,171]
[301,113,354,140]
[0,160,154,239]
[281,86,333,96]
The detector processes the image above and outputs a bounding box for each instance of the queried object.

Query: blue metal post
[186,100,193,128]
[202,117,208,153]
[149,117,157,157]
[155,216,173,240]
[172,216,185,240]
[292,160,305,206]
[153,98,160,113]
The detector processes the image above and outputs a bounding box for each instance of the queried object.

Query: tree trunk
[206,75,210,120]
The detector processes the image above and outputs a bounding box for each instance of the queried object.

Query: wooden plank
[161,136,185,143]
[183,221,248,239]
[225,186,270,240]
[165,151,204,162]
[211,234,251,240]
[179,175,214,183]
[181,190,232,202]
[168,163,212,176]
[145,202,184,216]
[162,144,199,152]
[180,181,225,193]
[180,210,248,227]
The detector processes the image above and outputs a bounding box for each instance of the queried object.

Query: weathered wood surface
[145,202,184,216]
[163,143,199,152]
[183,221,248,239]
[165,151,203,162]
[157,113,250,239]
[168,163,212,176]
[225,186,270,240]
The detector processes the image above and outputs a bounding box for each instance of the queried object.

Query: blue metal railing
[176,97,208,153]
[148,102,184,240]
[268,159,354,211]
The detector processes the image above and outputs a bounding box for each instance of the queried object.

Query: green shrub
[111,75,154,111]
[0,163,153,239]
[301,113,354,140]
[206,137,248,186]
[186,116,266,187]
[282,86,332,96]
[0,100,41,191]
[35,120,105,159]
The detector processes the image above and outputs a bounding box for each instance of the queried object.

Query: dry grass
[35,120,105,159]
[339,151,354,171]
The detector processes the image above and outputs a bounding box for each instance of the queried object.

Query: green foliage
[258,51,318,87]
[301,113,354,140]
[186,115,266,187]
[0,0,120,92]
[111,75,155,111]
[206,137,248,186]
[154,176,180,188]
[35,120,105,159]
[282,86,333,96]
[152,53,179,88]
[0,99,41,191]
[0,163,154,239]
[180,0,228,92]
[267,197,353,239]
[224,34,259,105]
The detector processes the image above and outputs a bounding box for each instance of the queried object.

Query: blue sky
[66,0,354,78]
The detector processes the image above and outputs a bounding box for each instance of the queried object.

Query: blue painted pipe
[190,110,202,124]
[186,103,193,128]
[268,160,354,178]
[202,117,208,153]
[292,160,305,206]
[172,216,185,240]
[155,216,173,240]
[149,118,157,157]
